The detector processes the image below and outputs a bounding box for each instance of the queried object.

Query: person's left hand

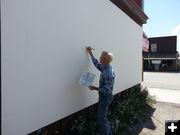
[88,86,98,91]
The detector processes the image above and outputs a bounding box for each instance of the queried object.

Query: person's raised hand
[87,46,95,51]
[86,46,94,56]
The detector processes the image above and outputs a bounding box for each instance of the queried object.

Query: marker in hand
[87,46,95,50]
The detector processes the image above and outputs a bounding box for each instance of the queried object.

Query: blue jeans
[97,93,113,135]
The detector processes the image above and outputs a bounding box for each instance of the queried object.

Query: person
[86,46,115,135]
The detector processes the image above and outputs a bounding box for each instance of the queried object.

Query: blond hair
[101,51,113,63]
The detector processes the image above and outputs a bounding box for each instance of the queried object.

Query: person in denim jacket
[86,47,115,135]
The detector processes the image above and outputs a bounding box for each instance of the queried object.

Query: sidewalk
[134,72,180,135]
[126,102,180,135]
[148,87,180,104]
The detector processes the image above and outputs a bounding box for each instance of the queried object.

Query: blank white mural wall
[1,0,142,135]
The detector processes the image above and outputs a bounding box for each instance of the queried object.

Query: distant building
[143,36,179,71]
[177,57,180,71]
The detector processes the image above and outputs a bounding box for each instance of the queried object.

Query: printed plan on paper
[79,71,95,87]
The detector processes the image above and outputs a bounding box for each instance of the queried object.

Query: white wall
[1,0,143,135]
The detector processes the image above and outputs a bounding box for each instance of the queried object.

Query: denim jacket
[91,56,115,96]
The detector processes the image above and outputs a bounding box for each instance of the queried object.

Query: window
[151,43,157,52]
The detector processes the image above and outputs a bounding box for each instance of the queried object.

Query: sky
[143,0,180,53]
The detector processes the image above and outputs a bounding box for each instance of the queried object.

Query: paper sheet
[79,71,95,87]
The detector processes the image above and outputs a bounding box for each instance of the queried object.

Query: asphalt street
[142,72,180,104]
[142,72,180,90]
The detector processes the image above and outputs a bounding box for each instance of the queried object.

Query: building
[143,36,179,71]
[178,57,180,70]
[1,0,148,135]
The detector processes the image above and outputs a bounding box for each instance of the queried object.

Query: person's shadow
[124,104,156,135]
